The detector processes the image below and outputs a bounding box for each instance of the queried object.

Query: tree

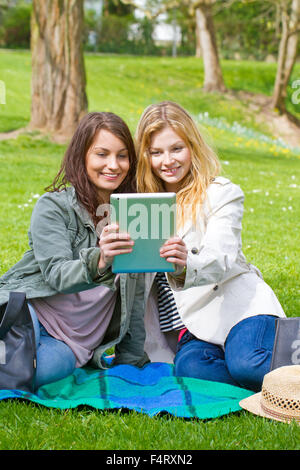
[0,1,31,48]
[193,1,226,92]
[121,0,178,19]
[271,0,300,114]
[30,0,88,142]
[121,0,227,92]
[103,0,134,16]
[237,0,300,118]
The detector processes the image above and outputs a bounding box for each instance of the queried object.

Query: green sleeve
[30,194,116,293]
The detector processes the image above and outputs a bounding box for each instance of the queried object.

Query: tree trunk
[30,0,88,142]
[195,14,202,58]
[195,3,226,92]
[272,0,300,113]
[103,0,110,17]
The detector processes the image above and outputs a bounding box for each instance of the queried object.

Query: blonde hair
[135,101,221,228]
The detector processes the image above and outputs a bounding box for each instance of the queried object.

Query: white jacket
[144,177,285,362]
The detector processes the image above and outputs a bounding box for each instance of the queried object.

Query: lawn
[0,50,300,450]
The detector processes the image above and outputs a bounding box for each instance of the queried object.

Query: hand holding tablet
[159,236,188,276]
[98,223,134,272]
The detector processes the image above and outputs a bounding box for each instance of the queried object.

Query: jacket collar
[67,186,96,232]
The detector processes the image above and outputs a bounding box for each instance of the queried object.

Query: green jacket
[0,187,149,368]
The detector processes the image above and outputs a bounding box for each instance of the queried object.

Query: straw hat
[239,365,300,424]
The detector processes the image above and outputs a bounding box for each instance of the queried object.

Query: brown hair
[45,112,137,225]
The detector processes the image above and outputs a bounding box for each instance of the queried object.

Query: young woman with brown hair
[0,112,148,390]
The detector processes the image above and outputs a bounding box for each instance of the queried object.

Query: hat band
[261,402,300,423]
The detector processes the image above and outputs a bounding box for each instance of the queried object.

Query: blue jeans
[28,303,76,390]
[174,315,277,392]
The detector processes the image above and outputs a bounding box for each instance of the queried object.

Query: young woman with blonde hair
[135,101,285,392]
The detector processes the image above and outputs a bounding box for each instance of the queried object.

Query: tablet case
[270,317,300,370]
[110,193,176,273]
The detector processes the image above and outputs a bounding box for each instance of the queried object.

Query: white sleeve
[169,181,245,290]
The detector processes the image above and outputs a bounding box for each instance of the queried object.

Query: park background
[0,0,299,450]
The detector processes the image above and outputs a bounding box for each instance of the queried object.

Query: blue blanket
[0,361,253,419]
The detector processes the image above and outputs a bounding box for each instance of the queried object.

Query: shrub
[0,2,31,49]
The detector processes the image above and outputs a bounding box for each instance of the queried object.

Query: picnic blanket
[0,360,253,419]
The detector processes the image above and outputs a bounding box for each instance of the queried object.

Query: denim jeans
[174,315,277,392]
[28,303,76,390]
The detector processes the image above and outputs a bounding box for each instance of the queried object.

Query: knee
[227,352,272,392]
[35,337,76,389]
[174,344,203,378]
[227,357,252,388]
[174,339,225,381]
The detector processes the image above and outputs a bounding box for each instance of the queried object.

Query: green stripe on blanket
[0,362,253,419]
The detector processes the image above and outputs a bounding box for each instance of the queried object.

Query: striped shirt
[155,272,185,332]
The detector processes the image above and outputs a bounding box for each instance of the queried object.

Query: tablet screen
[110,193,176,273]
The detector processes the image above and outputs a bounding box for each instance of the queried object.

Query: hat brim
[239,392,267,418]
[239,393,297,424]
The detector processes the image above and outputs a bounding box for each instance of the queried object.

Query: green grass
[1,50,300,134]
[0,49,300,450]
[1,401,300,450]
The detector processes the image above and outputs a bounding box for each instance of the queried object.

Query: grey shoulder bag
[0,292,36,392]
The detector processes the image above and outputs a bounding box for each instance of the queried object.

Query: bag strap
[0,292,27,338]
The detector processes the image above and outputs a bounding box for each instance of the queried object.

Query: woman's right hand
[98,223,134,272]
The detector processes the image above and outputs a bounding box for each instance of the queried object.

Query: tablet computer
[110,193,176,273]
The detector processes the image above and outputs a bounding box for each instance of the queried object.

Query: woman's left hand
[160,236,188,275]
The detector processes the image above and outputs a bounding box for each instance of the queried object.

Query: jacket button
[191,247,198,254]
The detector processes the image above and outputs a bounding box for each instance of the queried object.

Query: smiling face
[149,126,192,192]
[86,128,130,202]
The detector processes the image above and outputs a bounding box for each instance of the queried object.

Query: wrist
[98,255,109,273]
[97,265,111,277]
[172,265,186,277]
